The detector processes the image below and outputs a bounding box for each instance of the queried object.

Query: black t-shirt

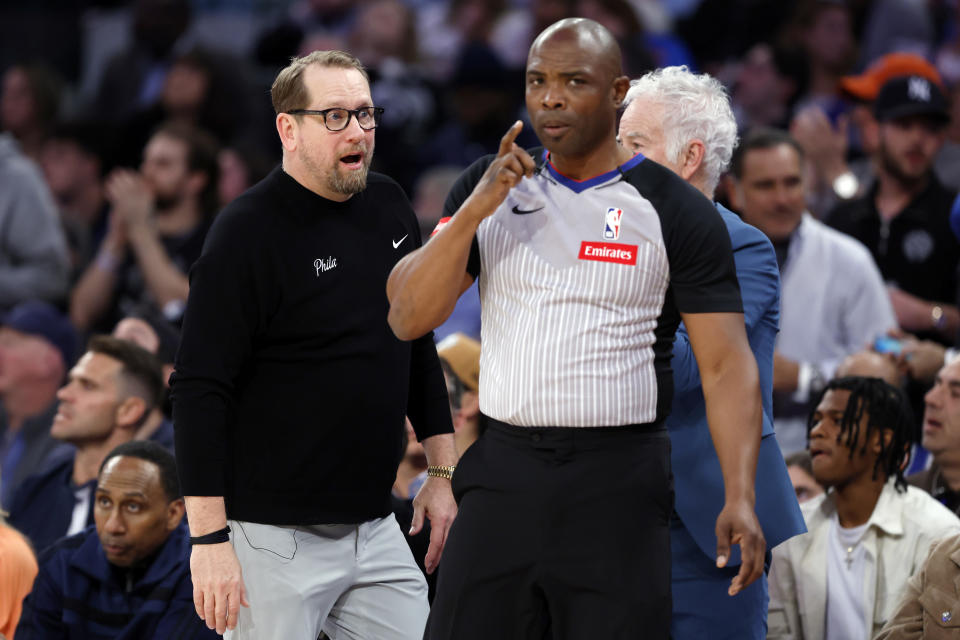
[826,174,959,342]
[171,167,453,525]
[114,218,210,327]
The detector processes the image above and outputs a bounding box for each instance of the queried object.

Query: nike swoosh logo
[392,235,408,249]
[511,205,544,215]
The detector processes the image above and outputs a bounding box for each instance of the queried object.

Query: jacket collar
[811,478,904,538]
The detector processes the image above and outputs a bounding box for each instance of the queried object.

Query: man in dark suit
[620,65,806,639]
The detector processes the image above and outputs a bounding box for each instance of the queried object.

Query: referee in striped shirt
[388,18,766,639]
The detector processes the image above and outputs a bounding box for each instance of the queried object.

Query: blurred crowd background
[2,0,960,465]
[5,2,960,634]
[4,0,959,238]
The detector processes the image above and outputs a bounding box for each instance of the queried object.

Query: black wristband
[190,526,231,545]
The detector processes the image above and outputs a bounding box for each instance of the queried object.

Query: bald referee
[387,18,765,639]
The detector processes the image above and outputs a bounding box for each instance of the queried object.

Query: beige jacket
[875,534,960,639]
[767,482,960,639]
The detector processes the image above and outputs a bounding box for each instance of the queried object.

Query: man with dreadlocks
[767,376,960,639]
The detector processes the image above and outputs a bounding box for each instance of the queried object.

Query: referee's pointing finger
[498,121,524,156]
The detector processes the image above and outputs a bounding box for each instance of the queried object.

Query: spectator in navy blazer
[620,65,806,639]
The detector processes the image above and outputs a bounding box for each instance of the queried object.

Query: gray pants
[224,514,429,640]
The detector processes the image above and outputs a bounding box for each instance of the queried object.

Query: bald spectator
[0,301,76,509]
[835,350,901,385]
[895,335,955,385]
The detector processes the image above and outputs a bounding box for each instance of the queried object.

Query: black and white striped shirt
[439,150,742,428]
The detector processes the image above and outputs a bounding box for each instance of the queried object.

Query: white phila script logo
[314,257,338,276]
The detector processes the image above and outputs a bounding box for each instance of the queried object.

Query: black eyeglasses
[286,107,384,131]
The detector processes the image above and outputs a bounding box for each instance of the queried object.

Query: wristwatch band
[427,465,456,480]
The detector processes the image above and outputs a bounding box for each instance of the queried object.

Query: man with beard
[827,75,960,345]
[8,335,164,554]
[70,122,218,333]
[170,50,456,639]
[387,19,765,638]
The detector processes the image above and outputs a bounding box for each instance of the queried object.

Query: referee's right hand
[191,542,249,634]
[463,121,536,222]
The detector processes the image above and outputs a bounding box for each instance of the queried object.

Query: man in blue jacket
[16,440,217,639]
[620,66,806,638]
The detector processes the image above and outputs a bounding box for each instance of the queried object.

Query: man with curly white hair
[620,66,806,639]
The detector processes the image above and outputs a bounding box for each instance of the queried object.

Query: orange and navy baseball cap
[839,52,943,102]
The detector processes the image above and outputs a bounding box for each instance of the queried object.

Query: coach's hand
[715,498,766,596]
[411,476,458,574]
[462,121,536,223]
[191,541,249,634]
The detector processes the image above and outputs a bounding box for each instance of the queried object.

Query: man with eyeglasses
[170,50,456,640]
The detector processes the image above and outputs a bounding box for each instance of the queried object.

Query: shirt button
[943,611,952,623]
[531,433,541,443]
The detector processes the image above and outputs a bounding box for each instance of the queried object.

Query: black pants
[425,419,673,640]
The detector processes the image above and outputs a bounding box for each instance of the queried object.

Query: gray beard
[327,162,369,195]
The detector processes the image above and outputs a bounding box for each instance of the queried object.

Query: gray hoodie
[0,134,69,311]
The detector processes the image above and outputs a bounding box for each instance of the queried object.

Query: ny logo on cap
[908,77,931,102]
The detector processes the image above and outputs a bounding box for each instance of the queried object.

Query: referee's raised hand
[462,121,536,223]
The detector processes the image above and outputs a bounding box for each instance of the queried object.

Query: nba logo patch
[603,207,623,240]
